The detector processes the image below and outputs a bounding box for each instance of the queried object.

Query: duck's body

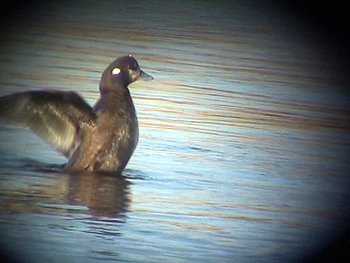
[66,84,139,172]
[0,55,153,173]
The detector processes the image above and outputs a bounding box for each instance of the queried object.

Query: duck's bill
[138,70,154,80]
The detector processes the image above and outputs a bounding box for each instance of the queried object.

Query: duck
[0,55,153,173]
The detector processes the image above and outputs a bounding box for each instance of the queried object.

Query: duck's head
[100,55,153,93]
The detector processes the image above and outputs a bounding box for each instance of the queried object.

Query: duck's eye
[112,67,121,75]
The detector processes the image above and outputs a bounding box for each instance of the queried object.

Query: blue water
[1,1,350,262]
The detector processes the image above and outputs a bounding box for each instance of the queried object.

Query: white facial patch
[112,67,121,75]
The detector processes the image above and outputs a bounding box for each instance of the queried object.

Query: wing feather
[0,90,97,157]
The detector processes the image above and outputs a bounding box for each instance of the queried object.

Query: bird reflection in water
[0,159,132,218]
[66,172,131,217]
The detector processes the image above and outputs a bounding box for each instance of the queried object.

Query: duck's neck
[93,88,134,114]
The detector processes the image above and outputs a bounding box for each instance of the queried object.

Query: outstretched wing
[0,90,97,157]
